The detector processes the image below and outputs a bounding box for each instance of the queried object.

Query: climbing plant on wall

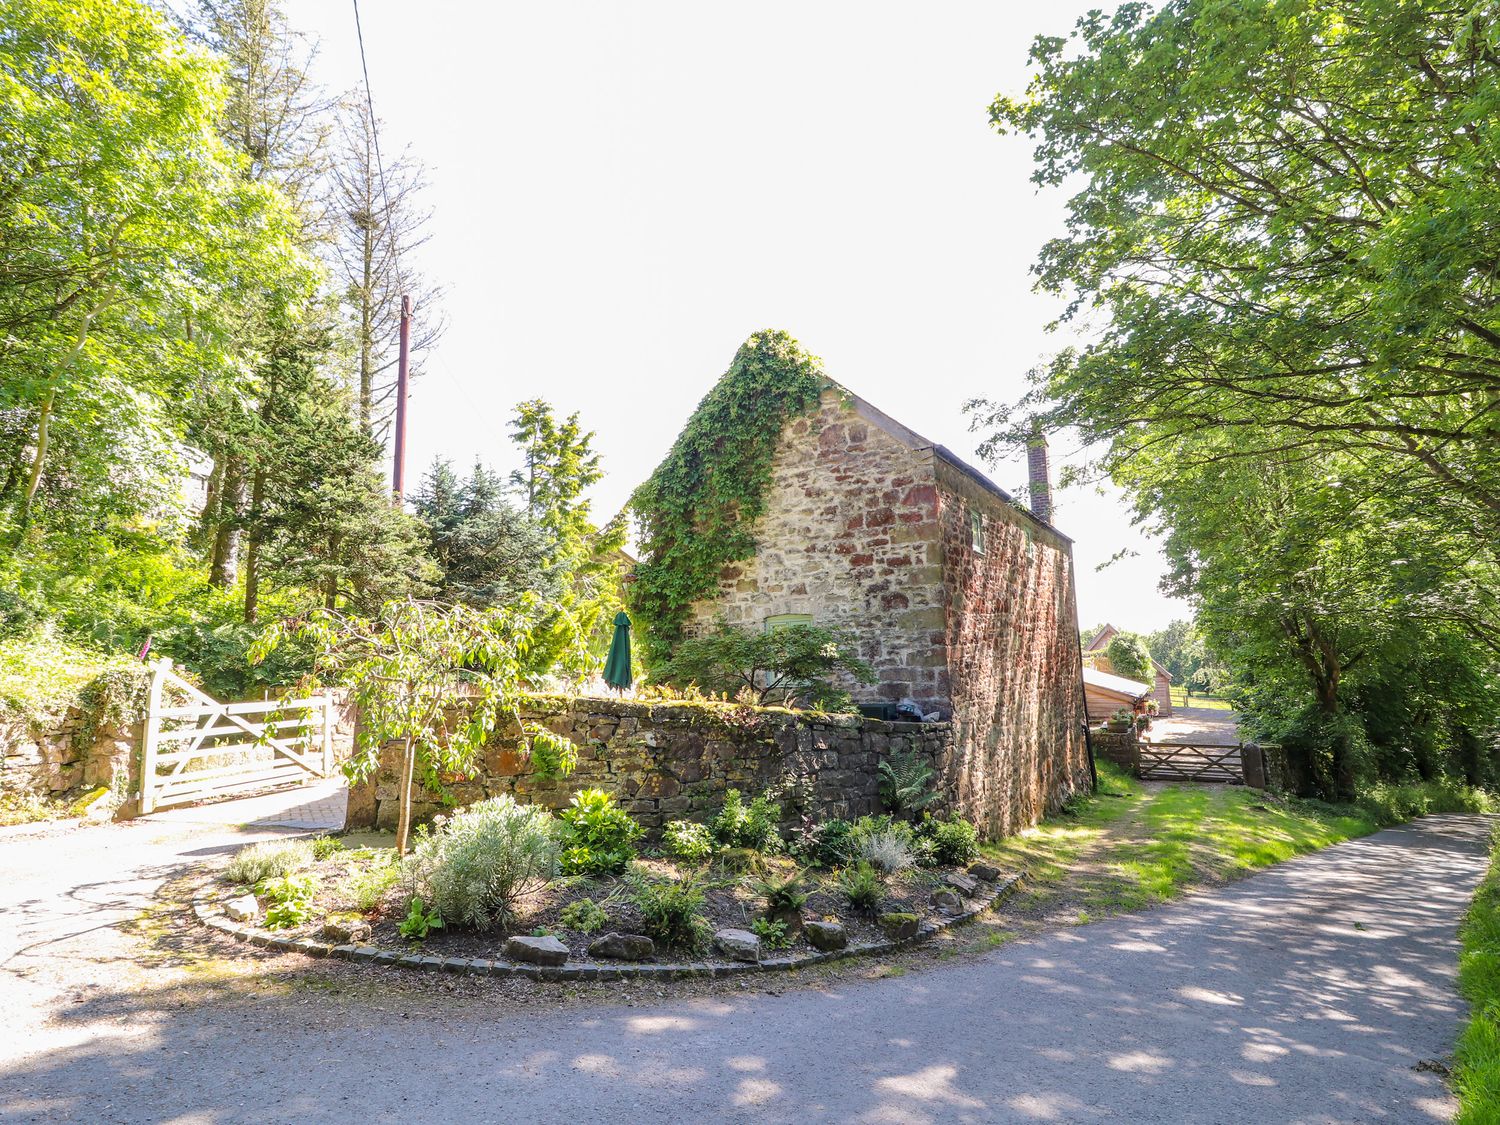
[628,330,828,666]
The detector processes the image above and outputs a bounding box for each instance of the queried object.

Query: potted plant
[1106,708,1133,733]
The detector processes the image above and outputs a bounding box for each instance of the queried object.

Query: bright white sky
[291,0,1191,634]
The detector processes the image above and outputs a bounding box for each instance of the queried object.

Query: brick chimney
[1027,427,1052,524]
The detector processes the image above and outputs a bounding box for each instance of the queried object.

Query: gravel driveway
[0,796,1487,1123]
[1147,703,1242,746]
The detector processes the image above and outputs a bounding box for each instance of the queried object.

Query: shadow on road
[0,817,1484,1122]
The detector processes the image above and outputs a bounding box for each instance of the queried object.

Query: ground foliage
[628,330,828,665]
[1457,826,1500,1123]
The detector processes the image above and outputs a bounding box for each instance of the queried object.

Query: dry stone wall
[345,695,951,836]
[0,711,137,801]
[685,388,950,714]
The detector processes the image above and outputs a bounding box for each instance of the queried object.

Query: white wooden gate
[139,659,335,814]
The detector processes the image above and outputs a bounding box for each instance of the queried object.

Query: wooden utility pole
[392,293,411,498]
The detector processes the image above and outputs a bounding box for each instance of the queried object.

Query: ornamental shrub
[835,861,884,915]
[401,795,560,930]
[918,814,979,866]
[559,897,610,934]
[558,788,642,876]
[258,872,319,930]
[713,788,782,853]
[795,818,855,868]
[752,870,809,914]
[850,814,915,873]
[223,838,315,886]
[629,873,710,952]
[662,818,715,864]
[751,917,793,949]
[878,750,939,820]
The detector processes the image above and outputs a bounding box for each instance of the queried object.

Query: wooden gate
[1137,741,1246,784]
[139,659,335,814]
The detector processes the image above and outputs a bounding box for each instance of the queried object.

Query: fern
[878,751,939,820]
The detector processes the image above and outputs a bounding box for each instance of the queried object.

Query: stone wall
[685,388,950,715]
[0,710,137,802]
[345,695,951,836]
[1089,728,1139,773]
[937,460,1091,838]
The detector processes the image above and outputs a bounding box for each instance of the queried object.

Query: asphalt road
[0,800,1487,1123]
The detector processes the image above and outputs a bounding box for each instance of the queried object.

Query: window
[765,613,813,633]
[968,509,986,555]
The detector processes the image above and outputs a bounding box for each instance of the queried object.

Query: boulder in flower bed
[879,912,920,941]
[504,935,570,966]
[321,917,372,944]
[224,894,259,923]
[714,927,761,963]
[944,872,980,897]
[931,889,963,913]
[588,932,655,961]
[804,920,847,952]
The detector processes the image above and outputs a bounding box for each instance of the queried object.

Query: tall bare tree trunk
[209,455,245,587]
[242,463,266,622]
[358,217,375,432]
[17,306,100,531]
[196,458,224,551]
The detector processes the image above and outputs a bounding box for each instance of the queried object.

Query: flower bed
[193,860,1018,979]
[198,784,1017,978]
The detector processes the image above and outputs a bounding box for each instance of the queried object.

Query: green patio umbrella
[603,611,633,692]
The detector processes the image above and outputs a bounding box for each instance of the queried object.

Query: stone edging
[190,874,1021,982]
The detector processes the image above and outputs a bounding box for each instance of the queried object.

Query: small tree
[1106,632,1153,684]
[251,598,587,853]
[655,622,875,710]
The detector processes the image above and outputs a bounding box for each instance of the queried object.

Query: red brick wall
[936,461,1090,837]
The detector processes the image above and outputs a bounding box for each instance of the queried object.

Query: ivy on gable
[627,330,828,666]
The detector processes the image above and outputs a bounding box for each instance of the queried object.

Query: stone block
[503,936,569,966]
[587,932,654,961]
[713,928,760,963]
[804,921,847,952]
[879,912,920,941]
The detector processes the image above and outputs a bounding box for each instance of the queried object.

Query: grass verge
[1168,684,1235,710]
[1456,825,1500,1123]
[979,762,1380,926]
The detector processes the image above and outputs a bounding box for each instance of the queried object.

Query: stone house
[674,382,1090,838]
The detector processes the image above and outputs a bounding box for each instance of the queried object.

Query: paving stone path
[0,787,1487,1123]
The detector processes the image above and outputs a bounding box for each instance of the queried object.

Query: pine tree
[412,458,559,608]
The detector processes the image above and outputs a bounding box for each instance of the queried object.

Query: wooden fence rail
[1137,741,1246,784]
[138,659,334,814]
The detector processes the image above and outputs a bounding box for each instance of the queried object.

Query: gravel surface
[0,793,1486,1123]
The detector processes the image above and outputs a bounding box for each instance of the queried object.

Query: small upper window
[765,613,813,633]
[969,510,986,555]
